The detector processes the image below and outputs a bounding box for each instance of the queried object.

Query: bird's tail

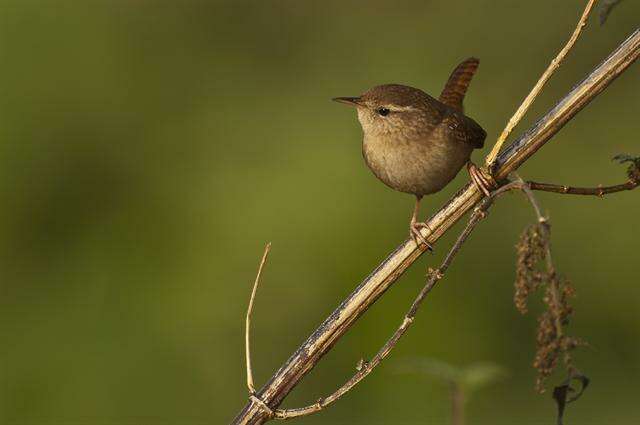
[439,57,479,112]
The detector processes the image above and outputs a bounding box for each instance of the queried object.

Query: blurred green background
[1,1,638,424]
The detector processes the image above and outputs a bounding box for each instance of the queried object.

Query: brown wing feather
[439,57,480,113]
[440,111,485,149]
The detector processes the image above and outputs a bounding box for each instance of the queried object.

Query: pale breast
[362,129,473,196]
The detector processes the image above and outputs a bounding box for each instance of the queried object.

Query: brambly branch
[232,23,640,425]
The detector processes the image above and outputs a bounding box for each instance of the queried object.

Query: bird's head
[333,84,433,138]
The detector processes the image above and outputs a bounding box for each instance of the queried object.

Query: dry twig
[528,180,638,196]
[527,154,640,196]
[246,243,272,395]
[485,0,597,168]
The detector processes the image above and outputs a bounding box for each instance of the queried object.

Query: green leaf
[395,357,463,383]
[460,363,508,392]
[395,357,506,394]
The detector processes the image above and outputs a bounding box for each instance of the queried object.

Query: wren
[334,58,489,248]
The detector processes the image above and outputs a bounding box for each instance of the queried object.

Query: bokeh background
[1,1,639,424]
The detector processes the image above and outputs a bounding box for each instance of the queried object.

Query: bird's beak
[332,96,362,106]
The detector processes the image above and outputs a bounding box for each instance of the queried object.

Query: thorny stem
[267,181,553,419]
[232,29,639,425]
[485,0,596,168]
[271,199,494,419]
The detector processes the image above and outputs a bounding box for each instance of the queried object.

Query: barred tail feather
[439,57,480,112]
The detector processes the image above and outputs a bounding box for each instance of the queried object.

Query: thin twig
[492,179,545,222]
[485,0,596,168]
[246,243,272,394]
[272,199,494,419]
[527,179,638,196]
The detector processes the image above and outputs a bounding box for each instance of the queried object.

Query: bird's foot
[467,161,496,197]
[410,221,434,252]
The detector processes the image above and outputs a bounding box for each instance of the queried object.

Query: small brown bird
[334,58,490,247]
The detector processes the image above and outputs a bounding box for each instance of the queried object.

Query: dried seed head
[513,221,584,393]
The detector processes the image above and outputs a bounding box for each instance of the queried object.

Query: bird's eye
[377,107,390,116]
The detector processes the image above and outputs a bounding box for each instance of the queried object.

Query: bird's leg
[467,161,495,197]
[409,196,433,252]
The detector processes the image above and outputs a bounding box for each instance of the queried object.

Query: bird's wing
[442,111,486,149]
[439,57,479,113]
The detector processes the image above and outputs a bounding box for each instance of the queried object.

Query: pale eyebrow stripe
[388,105,416,112]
